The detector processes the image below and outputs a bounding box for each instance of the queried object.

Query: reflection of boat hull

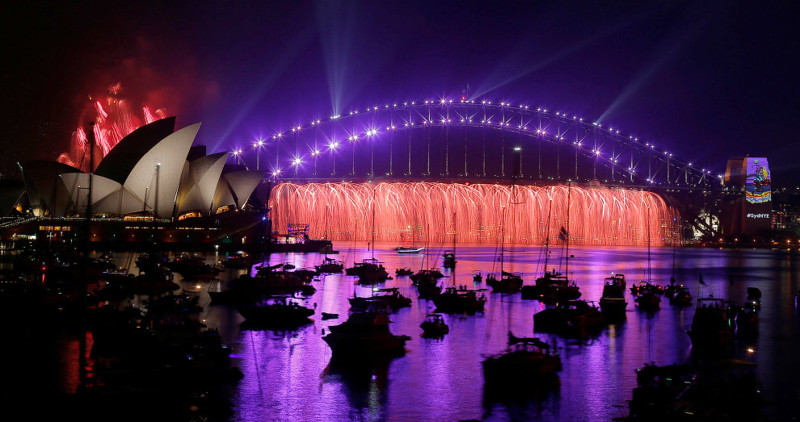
[635,293,661,311]
[599,297,627,320]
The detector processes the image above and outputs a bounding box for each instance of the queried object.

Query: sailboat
[442,213,457,268]
[634,205,661,311]
[347,187,389,284]
[410,223,445,292]
[319,205,339,254]
[665,238,692,306]
[315,206,343,273]
[431,264,486,313]
[395,232,424,254]
[523,184,580,303]
[396,212,424,253]
[486,192,523,294]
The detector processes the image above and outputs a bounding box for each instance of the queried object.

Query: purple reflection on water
[190,244,799,421]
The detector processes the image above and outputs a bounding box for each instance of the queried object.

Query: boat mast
[671,240,676,284]
[565,181,571,278]
[500,205,505,275]
[543,192,553,274]
[371,185,376,260]
[646,204,651,282]
[452,212,456,253]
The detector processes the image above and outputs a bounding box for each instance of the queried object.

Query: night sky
[3,1,799,185]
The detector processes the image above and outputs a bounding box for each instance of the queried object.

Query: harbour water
[9,243,800,421]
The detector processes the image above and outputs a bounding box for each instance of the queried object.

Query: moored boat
[323,301,410,358]
[534,300,607,336]
[315,257,344,273]
[486,271,524,294]
[420,313,449,337]
[431,286,487,313]
[236,296,315,325]
[687,295,735,359]
[349,287,412,311]
[482,333,561,394]
[599,273,628,320]
[521,269,581,303]
[634,289,662,311]
[409,268,445,284]
[442,250,456,268]
[668,286,692,307]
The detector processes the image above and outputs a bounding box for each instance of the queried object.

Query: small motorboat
[321,312,339,320]
[420,313,449,337]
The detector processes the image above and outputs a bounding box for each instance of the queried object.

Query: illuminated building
[3,118,267,250]
[720,156,772,236]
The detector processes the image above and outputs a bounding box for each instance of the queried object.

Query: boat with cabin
[482,332,561,394]
[349,287,412,311]
[431,286,487,313]
[534,300,606,336]
[235,296,315,325]
[599,273,628,320]
[687,295,735,359]
[322,300,411,358]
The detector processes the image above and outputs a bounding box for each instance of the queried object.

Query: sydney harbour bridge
[232,97,722,246]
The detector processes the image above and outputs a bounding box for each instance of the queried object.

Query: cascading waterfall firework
[269,182,678,246]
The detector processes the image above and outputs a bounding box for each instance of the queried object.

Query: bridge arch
[236,97,717,188]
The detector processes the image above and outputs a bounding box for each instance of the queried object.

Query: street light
[232,148,243,165]
[329,141,339,175]
[253,138,264,171]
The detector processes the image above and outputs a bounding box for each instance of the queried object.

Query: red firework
[269,182,679,247]
[57,83,167,170]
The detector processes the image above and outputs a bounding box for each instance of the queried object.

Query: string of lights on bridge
[229,96,721,186]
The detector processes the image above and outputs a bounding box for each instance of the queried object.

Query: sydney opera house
[0,118,269,251]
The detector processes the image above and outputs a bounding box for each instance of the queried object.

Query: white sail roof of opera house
[122,123,200,218]
[17,160,82,217]
[18,118,263,219]
[176,152,229,216]
[212,169,265,212]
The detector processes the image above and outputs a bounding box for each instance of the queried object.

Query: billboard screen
[745,157,771,204]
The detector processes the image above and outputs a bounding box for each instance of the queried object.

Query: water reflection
[321,357,390,422]
[15,245,800,421]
